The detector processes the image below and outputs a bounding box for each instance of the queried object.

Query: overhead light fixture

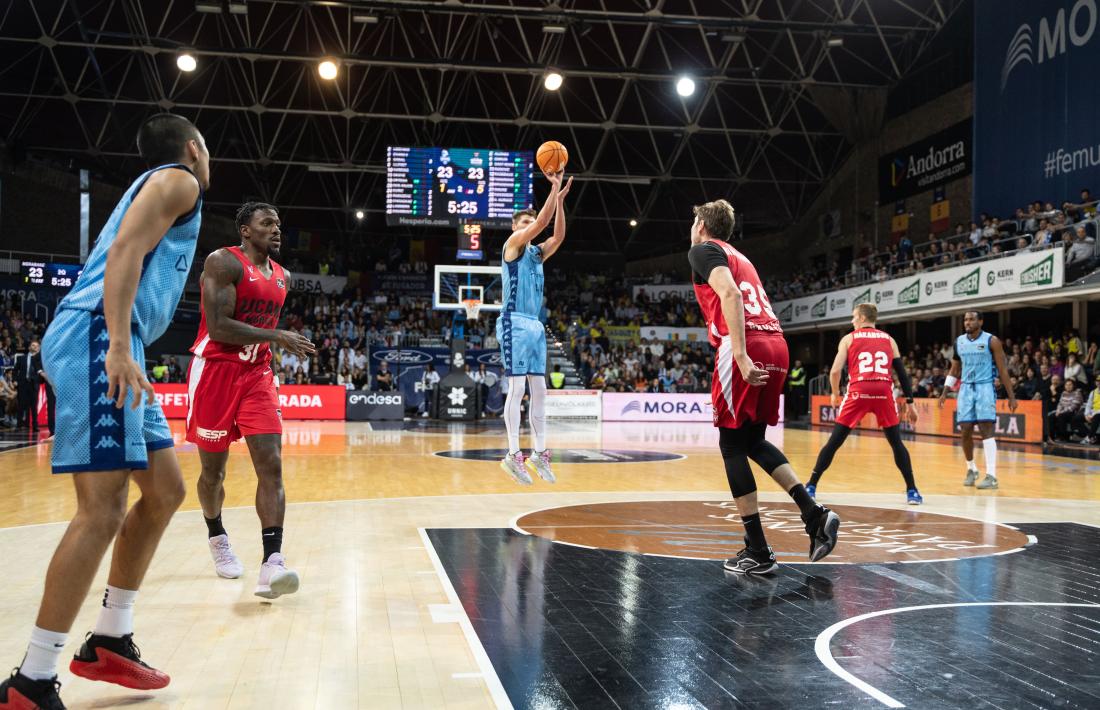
[352,13,379,24]
[355,209,365,220]
[195,1,222,13]
[176,53,197,72]
[827,37,844,48]
[227,0,247,14]
[629,219,638,228]
[318,59,338,80]
[676,75,696,97]
[542,24,567,34]
[543,71,563,91]
[721,32,745,43]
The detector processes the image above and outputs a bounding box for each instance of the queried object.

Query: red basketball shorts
[185,356,281,452]
[712,333,789,428]
[835,381,899,429]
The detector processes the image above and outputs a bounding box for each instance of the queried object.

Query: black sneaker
[805,505,841,562]
[0,668,65,710]
[723,546,777,575]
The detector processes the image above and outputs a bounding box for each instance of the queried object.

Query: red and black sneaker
[0,668,65,710]
[68,634,169,691]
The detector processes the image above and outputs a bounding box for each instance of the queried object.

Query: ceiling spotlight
[352,13,379,24]
[355,209,365,220]
[827,37,844,48]
[176,53,197,72]
[318,59,338,80]
[721,32,746,43]
[544,72,563,91]
[676,76,696,97]
[227,0,247,14]
[542,24,567,34]
[195,1,222,13]
[629,219,638,228]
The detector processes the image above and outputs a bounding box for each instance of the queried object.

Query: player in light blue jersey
[0,114,210,710]
[497,171,572,484]
[939,311,1016,490]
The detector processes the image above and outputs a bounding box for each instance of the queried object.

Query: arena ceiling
[0,0,965,257]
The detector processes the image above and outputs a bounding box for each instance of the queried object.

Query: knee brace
[719,427,758,498]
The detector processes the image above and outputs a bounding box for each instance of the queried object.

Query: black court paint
[433,448,684,463]
[426,523,1100,709]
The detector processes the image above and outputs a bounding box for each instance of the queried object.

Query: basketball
[536,141,569,174]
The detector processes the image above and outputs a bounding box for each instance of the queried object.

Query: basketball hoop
[461,298,482,320]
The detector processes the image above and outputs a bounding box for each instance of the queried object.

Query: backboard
[434,265,503,313]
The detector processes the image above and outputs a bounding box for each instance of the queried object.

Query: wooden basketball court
[0,420,1096,709]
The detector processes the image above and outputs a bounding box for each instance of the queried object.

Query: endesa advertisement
[152,384,346,420]
[811,395,1042,443]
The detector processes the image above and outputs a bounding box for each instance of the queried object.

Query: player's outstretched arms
[540,175,573,262]
[503,172,562,261]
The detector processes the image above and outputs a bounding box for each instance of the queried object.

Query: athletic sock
[19,627,67,680]
[204,514,227,538]
[262,526,283,562]
[94,585,137,638]
[983,437,998,478]
[788,483,818,518]
[966,458,979,472]
[741,513,766,550]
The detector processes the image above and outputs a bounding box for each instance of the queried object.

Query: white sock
[20,627,67,680]
[93,585,138,638]
[527,375,547,452]
[965,458,978,472]
[503,376,526,454]
[983,438,997,478]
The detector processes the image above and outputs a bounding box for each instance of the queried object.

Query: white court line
[418,527,514,710]
[815,601,1100,708]
[431,449,688,463]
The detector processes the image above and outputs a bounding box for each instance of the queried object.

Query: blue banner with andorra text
[975,0,1100,216]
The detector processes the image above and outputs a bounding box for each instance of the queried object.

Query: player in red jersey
[806,304,923,505]
[688,199,840,575]
[187,202,314,599]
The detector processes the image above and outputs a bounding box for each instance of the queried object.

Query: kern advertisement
[152,384,346,420]
[811,395,1043,443]
[368,346,504,412]
[878,118,972,203]
[775,249,1064,326]
[975,0,1100,216]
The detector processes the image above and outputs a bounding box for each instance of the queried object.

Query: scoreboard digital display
[22,261,83,290]
[386,146,534,227]
[457,223,485,261]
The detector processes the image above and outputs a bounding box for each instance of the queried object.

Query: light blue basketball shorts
[40,309,173,474]
[956,381,996,423]
[496,312,547,376]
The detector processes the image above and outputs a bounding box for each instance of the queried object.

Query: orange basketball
[536,141,569,175]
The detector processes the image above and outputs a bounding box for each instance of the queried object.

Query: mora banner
[879,119,972,203]
[810,395,1043,443]
[152,383,346,420]
[975,0,1100,216]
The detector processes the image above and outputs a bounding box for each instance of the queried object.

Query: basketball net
[461,298,482,321]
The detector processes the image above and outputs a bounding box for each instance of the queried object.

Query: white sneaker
[500,451,533,485]
[255,553,300,599]
[208,534,244,579]
[525,449,556,483]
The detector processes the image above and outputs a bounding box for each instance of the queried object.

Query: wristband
[944,375,958,388]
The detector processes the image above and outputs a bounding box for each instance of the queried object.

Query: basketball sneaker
[723,547,777,575]
[69,633,169,691]
[963,469,978,486]
[907,488,923,505]
[208,534,244,579]
[255,553,299,599]
[805,483,817,498]
[0,669,64,710]
[500,451,532,485]
[525,450,556,483]
[976,475,999,490]
[804,505,841,562]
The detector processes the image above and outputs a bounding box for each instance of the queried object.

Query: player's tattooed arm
[540,175,573,262]
[989,335,1017,411]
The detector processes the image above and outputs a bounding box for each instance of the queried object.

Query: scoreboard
[386,146,534,227]
[22,261,83,290]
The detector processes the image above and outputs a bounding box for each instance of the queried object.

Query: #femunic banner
[774,250,1064,326]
